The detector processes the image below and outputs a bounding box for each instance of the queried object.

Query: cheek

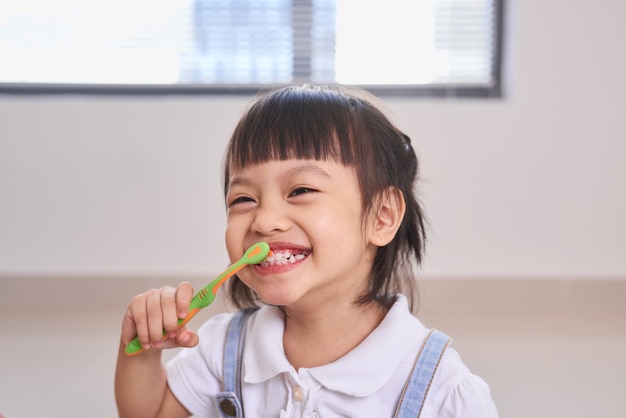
[306,206,365,247]
[224,223,243,261]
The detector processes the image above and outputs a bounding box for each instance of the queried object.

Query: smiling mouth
[259,250,308,267]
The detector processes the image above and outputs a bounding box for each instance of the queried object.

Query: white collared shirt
[167,295,498,417]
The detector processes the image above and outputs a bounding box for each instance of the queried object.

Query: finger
[128,296,151,349]
[176,281,194,319]
[121,305,140,346]
[176,328,199,348]
[160,327,198,350]
[146,288,166,347]
[160,286,179,339]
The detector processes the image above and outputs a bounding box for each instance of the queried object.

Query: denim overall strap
[394,329,451,418]
[216,308,258,418]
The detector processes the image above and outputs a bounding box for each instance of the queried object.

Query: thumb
[175,328,199,348]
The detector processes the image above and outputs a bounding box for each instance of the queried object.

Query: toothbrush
[125,242,271,356]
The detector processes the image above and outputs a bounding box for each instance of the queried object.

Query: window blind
[0,0,502,96]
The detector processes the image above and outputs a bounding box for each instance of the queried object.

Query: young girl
[115,84,498,418]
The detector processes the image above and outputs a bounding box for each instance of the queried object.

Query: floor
[1,277,625,418]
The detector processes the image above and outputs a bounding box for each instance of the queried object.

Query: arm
[114,282,198,418]
[115,343,187,418]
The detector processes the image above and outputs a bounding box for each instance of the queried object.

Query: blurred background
[1,1,625,417]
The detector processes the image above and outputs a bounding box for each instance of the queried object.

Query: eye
[228,195,255,207]
[289,187,317,197]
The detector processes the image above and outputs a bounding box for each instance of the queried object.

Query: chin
[254,288,300,308]
[258,294,295,308]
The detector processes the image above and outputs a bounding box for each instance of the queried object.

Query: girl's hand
[121,281,199,352]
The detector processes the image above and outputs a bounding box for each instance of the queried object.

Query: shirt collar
[243,295,426,397]
[243,305,292,383]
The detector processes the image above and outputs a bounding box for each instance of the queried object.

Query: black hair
[223,84,426,312]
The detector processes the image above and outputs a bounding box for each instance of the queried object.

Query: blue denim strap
[216,308,258,418]
[394,329,451,418]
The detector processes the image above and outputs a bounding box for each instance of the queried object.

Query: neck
[282,299,387,370]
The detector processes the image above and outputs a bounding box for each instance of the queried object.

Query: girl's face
[225,158,378,312]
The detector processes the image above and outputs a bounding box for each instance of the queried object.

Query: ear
[368,186,406,247]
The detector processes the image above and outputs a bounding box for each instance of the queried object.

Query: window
[0,0,503,97]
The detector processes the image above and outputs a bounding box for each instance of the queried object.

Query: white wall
[0,0,626,418]
[1,1,626,417]
[1,1,625,280]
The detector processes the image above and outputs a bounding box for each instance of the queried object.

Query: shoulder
[166,307,279,416]
[167,310,236,374]
[165,311,239,416]
[167,307,273,385]
[421,343,499,418]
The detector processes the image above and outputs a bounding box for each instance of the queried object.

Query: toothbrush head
[243,241,272,265]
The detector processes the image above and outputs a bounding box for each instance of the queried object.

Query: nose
[250,202,290,236]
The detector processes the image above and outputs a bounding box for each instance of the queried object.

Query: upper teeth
[262,250,306,266]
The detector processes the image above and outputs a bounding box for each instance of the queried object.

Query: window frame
[0,0,504,98]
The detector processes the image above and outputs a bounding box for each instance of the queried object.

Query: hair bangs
[225,85,360,172]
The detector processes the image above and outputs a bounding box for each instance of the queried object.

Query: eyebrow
[285,162,331,179]
[228,162,331,189]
